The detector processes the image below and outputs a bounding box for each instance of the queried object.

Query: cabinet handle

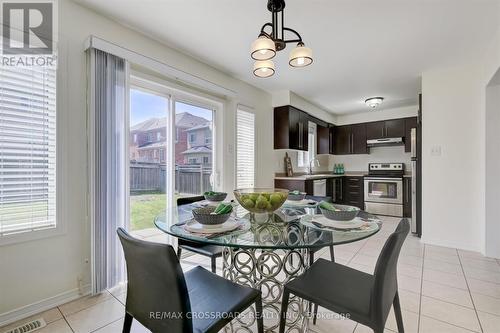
[349,178,359,182]
[298,123,302,148]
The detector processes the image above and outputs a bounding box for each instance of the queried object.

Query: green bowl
[233,188,289,214]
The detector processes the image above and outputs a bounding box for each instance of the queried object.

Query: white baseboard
[420,237,480,253]
[0,284,91,328]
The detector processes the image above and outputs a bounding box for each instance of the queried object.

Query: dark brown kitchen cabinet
[274,179,313,195]
[333,125,351,155]
[404,117,417,153]
[366,121,385,140]
[351,123,367,154]
[385,119,405,137]
[334,124,367,155]
[403,176,412,217]
[343,176,364,209]
[317,124,330,155]
[274,106,309,151]
[328,125,335,154]
[366,119,405,139]
[328,177,344,203]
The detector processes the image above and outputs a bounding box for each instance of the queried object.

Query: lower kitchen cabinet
[274,179,314,195]
[403,176,412,217]
[343,176,364,209]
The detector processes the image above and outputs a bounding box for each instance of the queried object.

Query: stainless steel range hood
[366,137,404,147]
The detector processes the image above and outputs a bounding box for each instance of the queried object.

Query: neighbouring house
[182,123,213,165]
[129,112,209,164]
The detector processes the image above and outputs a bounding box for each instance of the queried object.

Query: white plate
[312,215,364,229]
[184,217,240,234]
[284,199,317,207]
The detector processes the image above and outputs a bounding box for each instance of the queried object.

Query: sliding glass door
[174,101,215,199]
[128,87,170,232]
[127,76,218,237]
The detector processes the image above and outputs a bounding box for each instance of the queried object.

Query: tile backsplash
[329,146,411,173]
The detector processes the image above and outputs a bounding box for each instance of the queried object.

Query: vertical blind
[0,65,57,236]
[236,109,255,188]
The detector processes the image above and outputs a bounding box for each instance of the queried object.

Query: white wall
[335,105,417,125]
[421,24,500,254]
[485,79,500,258]
[0,0,274,323]
[421,63,486,251]
[484,26,500,257]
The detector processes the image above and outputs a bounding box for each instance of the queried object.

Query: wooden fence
[130,162,212,195]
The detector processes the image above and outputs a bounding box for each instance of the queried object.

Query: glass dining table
[155,203,382,333]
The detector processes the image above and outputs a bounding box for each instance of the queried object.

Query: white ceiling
[75,0,500,114]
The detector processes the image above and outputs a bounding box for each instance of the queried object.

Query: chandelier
[251,0,313,78]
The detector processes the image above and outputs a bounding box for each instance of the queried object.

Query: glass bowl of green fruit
[233,188,289,214]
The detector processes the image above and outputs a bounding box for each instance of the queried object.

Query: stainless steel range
[364,163,404,217]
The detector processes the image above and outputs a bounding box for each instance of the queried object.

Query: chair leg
[211,257,217,274]
[329,245,335,262]
[393,291,405,333]
[177,247,182,259]
[255,295,264,333]
[123,312,133,333]
[313,303,319,325]
[279,289,290,333]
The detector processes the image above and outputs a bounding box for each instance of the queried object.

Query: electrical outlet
[227,144,234,155]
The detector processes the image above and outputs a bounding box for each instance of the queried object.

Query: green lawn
[130,193,167,231]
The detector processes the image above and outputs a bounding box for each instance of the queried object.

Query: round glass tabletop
[155,204,382,250]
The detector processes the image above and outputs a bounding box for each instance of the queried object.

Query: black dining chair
[305,195,335,265]
[279,219,410,333]
[117,228,264,333]
[176,196,224,273]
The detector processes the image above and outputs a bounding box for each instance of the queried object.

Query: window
[146,133,153,142]
[298,122,316,168]
[203,156,209,164]
[133,133,137,143]
[205,136,212,144]
[189,133,196,143]
[188,158,198,164]
[236,109,255,188]
[156,132,161,141]
[0,66,57,236]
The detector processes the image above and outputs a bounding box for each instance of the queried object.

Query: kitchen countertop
[275,172,412,180]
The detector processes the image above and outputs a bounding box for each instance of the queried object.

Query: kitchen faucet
[308,158,320,175]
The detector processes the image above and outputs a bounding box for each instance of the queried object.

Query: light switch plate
[431,145,442,156]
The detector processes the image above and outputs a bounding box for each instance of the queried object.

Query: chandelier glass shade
[251,35,276,61]
[253,60,276,78]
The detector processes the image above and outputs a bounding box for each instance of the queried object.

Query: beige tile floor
[2,216,500,333]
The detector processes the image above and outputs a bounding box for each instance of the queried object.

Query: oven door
[364,177,403,204]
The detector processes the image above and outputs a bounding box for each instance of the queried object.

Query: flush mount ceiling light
[365,97,384,109]
[251,0,313,78]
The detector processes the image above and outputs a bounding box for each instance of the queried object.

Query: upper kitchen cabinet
[366,119,405,139]
[365,121,385,140]
[317,124,330,154]
[333,124,367,155]
[329,125,335,154]
[404,117,417,152]
[274,106,309,151]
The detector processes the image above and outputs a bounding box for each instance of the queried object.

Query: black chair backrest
[371,219,410,324]
[177,195,205,206]
[117,228,192,333]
